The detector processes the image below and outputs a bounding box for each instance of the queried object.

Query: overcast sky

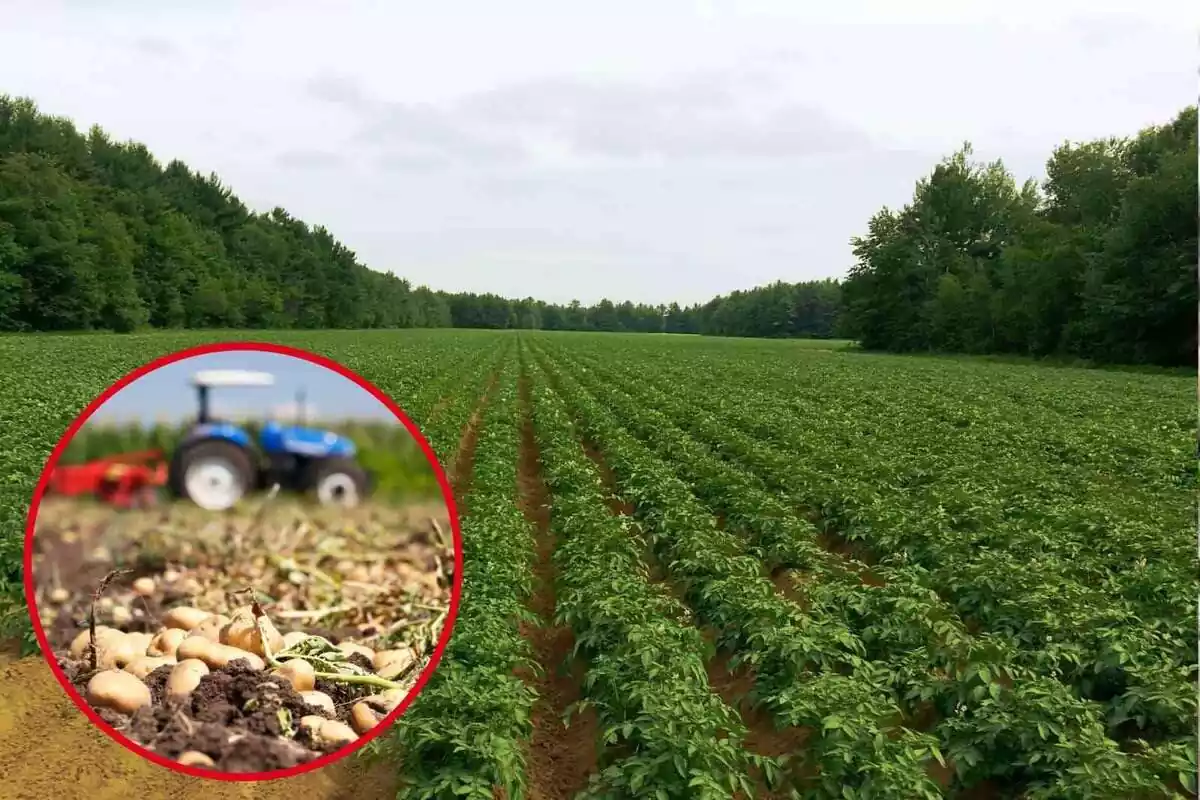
[2,1,1194,305]
[90,350,397,424]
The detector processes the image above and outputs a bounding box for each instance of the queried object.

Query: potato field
[0,329,1195,799]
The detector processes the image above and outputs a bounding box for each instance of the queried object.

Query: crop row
[413,342,512,465]
[586,342,1194,649]
[531,345,952,799]
[564,345,1197,748]
[539,343,1195,797]
[372,346,541,799]
[396,343,492,428]
[525,347,773,798]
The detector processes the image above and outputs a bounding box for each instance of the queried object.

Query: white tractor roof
[190,369,276,388]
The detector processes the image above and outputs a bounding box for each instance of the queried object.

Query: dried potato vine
[246,596,415,691]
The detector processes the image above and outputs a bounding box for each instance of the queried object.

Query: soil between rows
[515,365,600,800]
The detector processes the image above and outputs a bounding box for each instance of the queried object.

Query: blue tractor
[167,369,372,512]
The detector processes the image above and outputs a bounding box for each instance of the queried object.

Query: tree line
[840,106,1197,367]
[1,94,1194,365]
[0,96,454,332]
[0,95,839,339]
[440,278,841,338]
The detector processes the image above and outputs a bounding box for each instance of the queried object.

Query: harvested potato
[125,655,177,680]
[350,701,382,734]
[221,605,283,657]
[147,628,188,658]
[69,626,122,660]
[166,659,210,699]
[163,606,213,632]
[177,751,215,768]
[176,637,265,671]
[86,669,151,714]
[298,715,325,734]
[299,691,335,716]
[187,614,230,643]
[314,719,358,746]
[95,633,142,670]
[48,587,69,604]
[126,631,154,654]
[271,658,315,692]
[362,688,408,713]
[110,606,132,625]
[132,577,156,596]
[374,647,416,681]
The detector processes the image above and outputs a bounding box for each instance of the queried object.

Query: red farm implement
[48,450,168,508]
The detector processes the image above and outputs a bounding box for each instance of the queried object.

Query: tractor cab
[167,369,370,511]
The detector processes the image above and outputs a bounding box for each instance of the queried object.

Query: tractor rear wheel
[170,440,254,511]
[307,457,368,508]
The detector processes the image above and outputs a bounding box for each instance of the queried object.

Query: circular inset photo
[24,343,462,780]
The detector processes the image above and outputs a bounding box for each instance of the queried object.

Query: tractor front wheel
[307,457,368,508]
[170,440,254,511]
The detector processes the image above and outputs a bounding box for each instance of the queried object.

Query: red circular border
[22,341,464,782]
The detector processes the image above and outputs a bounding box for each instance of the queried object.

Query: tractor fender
[182,422,253,450]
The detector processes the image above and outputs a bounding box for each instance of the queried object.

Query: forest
[0,94,1194,365]
[841,106,1197,367]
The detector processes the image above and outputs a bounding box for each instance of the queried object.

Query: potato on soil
[110,606,132,625]
[187,613,230,642]
[176,637,265,671]
[87,669,152,714]
[221,605,283,656]
[363,688,408,713]
[49,587,70,604]
[132,577,156,596]
[350,701,382,734]
[166,659,210,699]
[164,606,213,632]
[125,655,177,680]
[298,715,325,734]
[310,718,358,747]
[177,751,215,768]
[126,631,154,655]
[69,626,122,659]
[271,658,315,692]
[147,628,187,658]
[95,633,144,670]
[300,691,335,716]
[373,647,416,680]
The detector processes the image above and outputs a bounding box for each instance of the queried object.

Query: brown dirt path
[515,359,599,800]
